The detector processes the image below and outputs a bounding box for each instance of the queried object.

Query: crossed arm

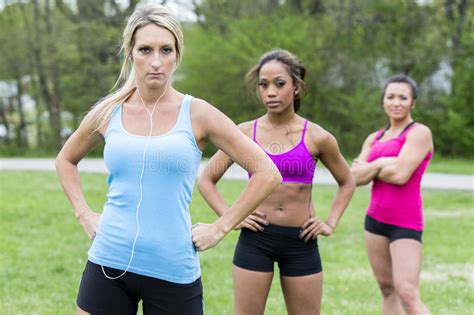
[351,125,433,186]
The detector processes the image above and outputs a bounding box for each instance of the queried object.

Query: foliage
[0,0,472,157]
[177,0,473,156]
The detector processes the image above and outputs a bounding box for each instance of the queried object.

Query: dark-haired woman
[351,74,433,315]
[198,49,355,315]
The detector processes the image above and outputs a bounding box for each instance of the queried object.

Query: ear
[411,100,416,110]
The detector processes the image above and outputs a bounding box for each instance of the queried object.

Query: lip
[147,72,164,77]
[265,101,280,107]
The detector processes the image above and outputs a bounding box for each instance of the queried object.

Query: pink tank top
[251,119,317,184]
[367,123,432,231]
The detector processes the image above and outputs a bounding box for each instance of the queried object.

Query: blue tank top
[88,95,203,284]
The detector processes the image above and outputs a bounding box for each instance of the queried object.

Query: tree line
[0,0,472,157]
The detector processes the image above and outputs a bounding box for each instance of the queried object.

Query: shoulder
[189,97,226,123]
[406,123,432,142]
[410,123,432,137]
[189,97,215,114]
[305,120,335,145]
[364,131,379,145]
[237,120,255,138]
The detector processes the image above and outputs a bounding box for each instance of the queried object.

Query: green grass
[1,171,473,314]
[425,156,474,175]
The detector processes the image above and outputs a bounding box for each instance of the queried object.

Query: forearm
[198,179,229,217]
[215,171,281,234]
[55,158,92,218]
[351,163,381,186]
[325,179,356,229]
[377,164,407,185]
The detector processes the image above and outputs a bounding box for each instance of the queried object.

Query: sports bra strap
[399,121,416,137]
[375,121,416,141]
[252,119,258,141]
[301,120,309,142]
[375,129,386,141]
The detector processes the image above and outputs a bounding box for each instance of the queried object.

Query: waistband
[261,223,304,237]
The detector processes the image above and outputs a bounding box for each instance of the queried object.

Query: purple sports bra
[251,119,317,184]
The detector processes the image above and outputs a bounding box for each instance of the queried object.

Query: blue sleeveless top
[88,95,203,284]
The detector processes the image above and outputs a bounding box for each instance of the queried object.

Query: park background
[0,0,473,314]
[0,0,472,159]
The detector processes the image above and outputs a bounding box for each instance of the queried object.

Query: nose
[266,85,277,98]
[150,53,162,69]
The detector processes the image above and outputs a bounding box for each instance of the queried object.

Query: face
[258,60,297,113]
[382,82,415,121]
[131,24,177,89]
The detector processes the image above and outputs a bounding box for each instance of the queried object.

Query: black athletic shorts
[364,214,423,243]
[77,260,203,315]
[233,223,322,277]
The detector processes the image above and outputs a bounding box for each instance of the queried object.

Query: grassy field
[425,156,473,175]
[0,171,473,314]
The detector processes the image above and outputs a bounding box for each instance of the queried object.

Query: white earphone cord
[101,84,168,280]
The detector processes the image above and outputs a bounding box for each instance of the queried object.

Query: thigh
[390,239,423,288]
[141,277,203,315]
[233,229,275,273]
[76,261,139,315]
[280,272,323,315]
[365,231,393,288]
[278,238,322,277]
[233,265,274,315]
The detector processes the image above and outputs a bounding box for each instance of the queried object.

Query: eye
[138,47,151,54]
[386,95,394,99]
[258,82,268,88]
[276,80,286,88]
[161,46,173,55]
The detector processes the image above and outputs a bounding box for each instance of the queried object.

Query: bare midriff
[254,183,313,227]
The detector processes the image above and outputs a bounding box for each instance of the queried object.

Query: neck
[388,117,414,132]
[266,109,296,126]
[135,83,170,107]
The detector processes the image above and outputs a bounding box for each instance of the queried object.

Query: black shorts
[365,215,422,243]
[233,223,322,277]
[77,261,203,315]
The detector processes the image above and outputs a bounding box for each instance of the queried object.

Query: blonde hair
[85,3,184,132]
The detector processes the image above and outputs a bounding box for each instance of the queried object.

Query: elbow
[272,171,283,188]
[391,175,410,185]
[54,155,64,173]
[197,174,218,194]
[341,173,357,191]
[383,172,410,185]
[347,174,357,191]
[256,166,282,190]
[269,163,282,188]
[197,176,210,195]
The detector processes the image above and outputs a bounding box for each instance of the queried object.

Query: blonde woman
[55,4,280,314]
